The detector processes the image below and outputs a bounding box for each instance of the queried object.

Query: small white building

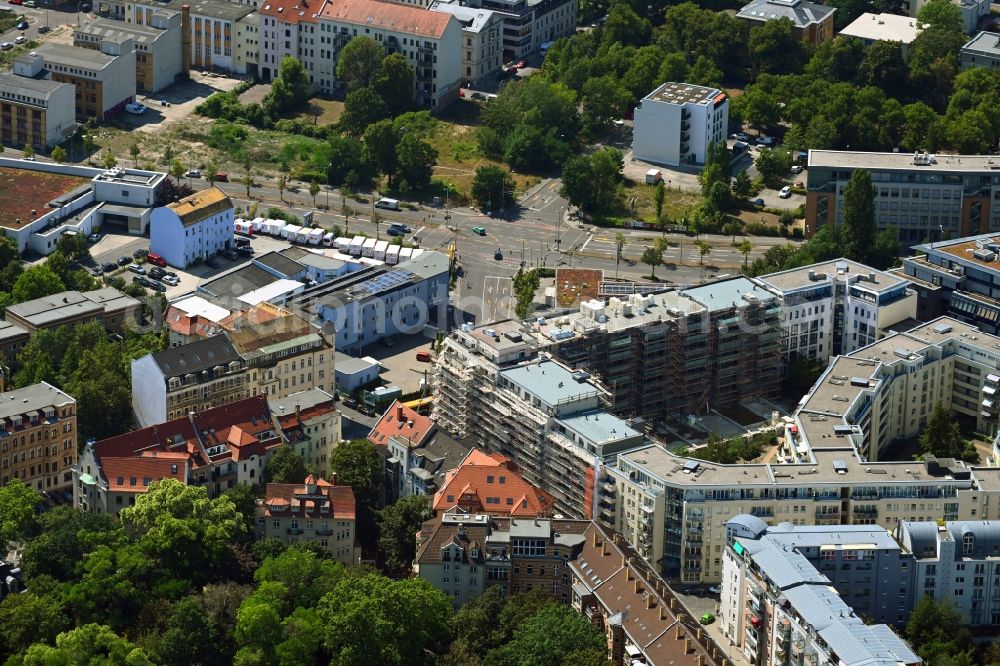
[632,82,728,168]
[839,12,922,53]
[961,30,1000,69]
[149,187,234,268]
[429,2,504,86]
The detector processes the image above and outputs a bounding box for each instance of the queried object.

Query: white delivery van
[295,227,311,244]
[307,228,324,245]
[250,217,265,232]
[373,240,389,261]
[322,232,335,247]
[362,237,377,258]
[385,245,400,265]
[282,224,302,240]
[335,237,351,252]
[374,197,401,211]
[267,220,287,237]
[348,235,366,256]
[398,246,413,263]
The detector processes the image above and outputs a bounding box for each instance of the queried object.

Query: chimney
[645,593,654,609]
[633,580,641,594]
[181,5,191,74]
[675,625,684,639]
[685,639,692,654]
[622,554,627,567]
[295,403,301,422]
[670,597,677,611]
[659,605,668,620]
[396,403,404,423]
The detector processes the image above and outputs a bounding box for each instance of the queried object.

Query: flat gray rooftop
[680,277,776,313]
[36,43,116,70]
[644,81,720,106]
[6,290,104,326]
[500,361,600,407]
[0,382,75,419]
[963,30,1000,55]
[757,259,907,293]
[555,410,639,446]
[809,149,1000,172]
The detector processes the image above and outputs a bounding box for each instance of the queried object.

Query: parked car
[213,172,228,182]
[117,256,131,266]
[125,102,147,115]
[89,267,102,277]
[752,198,765,208]
[15,20,28,30]
[0,42,12,51]
[184,169,201,178]
[471,91,486,100]
[148,266,165,279]
[416,350,431,362]
[756,136,774,146]
[342,397,359,410]
[14,35,27,44]
[134,276,165,292]
[388,223,410,233]
[386,227,405,237]
[236,246,255,256]
[779,186,792,199]
[132,248,148,259]
[708,585,721,594]
[790,165,804,174]
[472,226,486,236]
[494,249,503,261]
[731,132,748,141]
[101,262,116,273]
[87,232,101,242]
[127,263,146,275]
[700,613,715,625]
[145,253,166,267]
[358,404,376,417]
[161,274,180,286]
[222,249,239,260]
[36,24,48,33]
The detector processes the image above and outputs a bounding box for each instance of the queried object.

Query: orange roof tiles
[102,456,187,492]
[259,0,320,23]
[368,400,435,448]
[433,448,554,517]
[260,476,356,520]
[319,0,453,39]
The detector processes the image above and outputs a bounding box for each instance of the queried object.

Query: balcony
[315,528,333,536]
[287,527,304,535]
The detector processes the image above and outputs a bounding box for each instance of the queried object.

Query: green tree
[362,120,400,187]
[129,142,141,168]
[317,575,453,665]
[732,170,753,199]
[120,478,248,584]
[906,595,974,663]
[170,159,186,185]
[581,75,630,136]
[858,40,908,99]
[694,239,712,267]
[396,133,437,191]
[328,439,383,546]
[0,480,40,547]
[277,173,287,202]
[374,52,414,116]
[20,506,118,582]
[738,238,754,269]
[589,147,623,215]
[266,445,310,484]
[82,133,95,156]
[11,263,65,304]
[485,603,607,666]
[309,180,321,206]
[51,145,67,163]
[754,147,792,187]
[337,37,384,91]
[601,1,651,46]
[56,232,90,261]
[841,168,876,265]
[377,495,432,572]
[155,596,221,666]
[263,56,311,117]
[0,590,70,658]
[512,267,540,319]
[22,144,34,160]
[340,87,390,137]
[920,403,964,459]
[917,0,963,32]
[101,149,117,170]
[749,18,807,76]
[689,55,724,89]
[471,165,516,210]
[734,87,781,130]
[641,244,664,279]
[559,154,594,213]
[654,181,666,221]
[15,623,154,666]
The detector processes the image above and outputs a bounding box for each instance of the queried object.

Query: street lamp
[326,162,332,209]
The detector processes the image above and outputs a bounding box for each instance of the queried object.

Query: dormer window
[963,532,975,557]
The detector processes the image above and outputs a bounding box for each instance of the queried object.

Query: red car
[513,60,526,69]
[9,0,22,5]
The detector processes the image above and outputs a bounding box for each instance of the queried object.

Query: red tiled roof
[260,476,356,519]
[368,400,435,448]
[102,456,187,492]
[433,448,554,517]
[259,0,320,24]
[320,0,453,39]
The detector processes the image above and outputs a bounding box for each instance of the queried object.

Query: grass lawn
[0,167,88,228]
[618,180,700,223]
[296,98,344,126]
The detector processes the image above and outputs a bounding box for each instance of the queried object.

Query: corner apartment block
[0,382,77,493]
[632,82,728,167]
[150,186,234,269]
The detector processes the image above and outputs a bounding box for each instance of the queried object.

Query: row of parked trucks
[233,217,422,266]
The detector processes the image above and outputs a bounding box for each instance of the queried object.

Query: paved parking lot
[120,71,245,133]
[361,334,436,396]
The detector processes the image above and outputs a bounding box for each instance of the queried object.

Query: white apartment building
[905,0,987,33]
[149,186,234,268]
[312,0,462,110]
[74,15,184,94]
[633,82,728,167]
[257,0,318,84]
[961,30,1000,69]
[721,515,920,666]
[0,69,75,150]
[270,388,342,476]
[755,259,917,369]
[429,3,504,86]
[898,520,1000,626]
[33,40,137,121]
[448,0,575,60]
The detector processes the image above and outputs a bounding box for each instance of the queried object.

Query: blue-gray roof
[818,622,920,666]
[679,277,776,313]
[500,361,600,409]
[781,584,855,632]
[727,514,769,538]
[947,520,1000,558]
[555,410,639,446]
[742,539,829,589]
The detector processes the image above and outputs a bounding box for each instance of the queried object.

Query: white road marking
[579,233,595,252]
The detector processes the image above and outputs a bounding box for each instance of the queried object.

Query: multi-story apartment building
[164,295,232,347]
[903,233,1000,335]
[633,82,728,167]
[754,259,917,369]
[433,449,554,517]
[737,0,836,44]
[150,186,234,269]
[0,321,30,366]
[75,395,281,512]
[806,150,1000,244]
[257,0,318,84]
[130,332,249,427]
[75,15,184,93]
[227,306,336,397]
[721,515,920,666]
[435,330,645,517]
[415,510,590,606]
[235,12,259,76]
[0,382,77,493]
[256,474,359,564]
[0,69,75,150]
[4,288,140,335]
[446,0,576,61]
[898,520,1000,626]
[34,41,136,120]
[270,388,341,475]
[543,278,781,421]
[961,30,1000,69]
[906,0,987,33]
[316,0,462,109]
[429,3,503,86]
